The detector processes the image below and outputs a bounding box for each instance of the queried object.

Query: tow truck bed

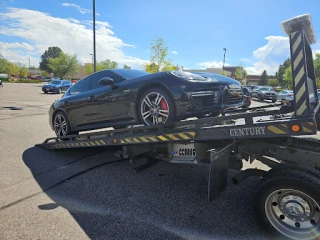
[35,14,320,240]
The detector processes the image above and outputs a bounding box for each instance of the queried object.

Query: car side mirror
[99,77,114,88]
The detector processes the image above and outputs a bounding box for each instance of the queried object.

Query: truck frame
[36,14,320,240]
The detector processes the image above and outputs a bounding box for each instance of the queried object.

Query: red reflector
[288,94,293,96]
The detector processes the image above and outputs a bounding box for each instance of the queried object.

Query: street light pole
[222,48,226,71]
[93,0,96,72]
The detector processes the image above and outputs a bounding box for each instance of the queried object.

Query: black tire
[44,91,48,94]
[138,87,176,125]
[272,99,276,103]
[53,111,76,138]
[254,167,320,240]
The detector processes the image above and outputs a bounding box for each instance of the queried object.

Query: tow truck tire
[254,168,320,240]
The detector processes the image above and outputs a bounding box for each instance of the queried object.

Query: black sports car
[49,69,244,137]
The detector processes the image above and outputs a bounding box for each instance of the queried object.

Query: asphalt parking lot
[0,82,287,239]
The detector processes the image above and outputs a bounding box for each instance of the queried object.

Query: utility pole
[93,0,96,72]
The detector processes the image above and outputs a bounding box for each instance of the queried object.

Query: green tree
[259,70,268,85]
[268,79,279,87]
[15,62,28,77]
[283,65,293,89]
[276,58,291,87]
[84,64,93,75]
[144,63,158,73]
[0,55,10,74]
[148,37,173,72]
[48,52,79,79]
[97,59,118,71]
[234,65,247,81]
[40,46,63,73]
[123,64,131,69]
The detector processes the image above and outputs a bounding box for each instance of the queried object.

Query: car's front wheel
[53,111,72,137]
[138,87,176,125]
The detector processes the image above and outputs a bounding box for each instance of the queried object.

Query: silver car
[277,90,294,101]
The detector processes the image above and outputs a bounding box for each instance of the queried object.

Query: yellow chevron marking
[139,137,149,142]
[307,122,314,126]
[133,138,140,143]
[121,140,126,144]
[148,136,158,142]
[94,141,101,145]
[178,133,190,139]
[294,50,303,70]
[158,135,168,141]
[281,124,287,129]
[302,126,312,133]
[296,83,306,103]
[85,142,91,146]
[99,140,106,144]
[294,67,305,87]
[292,34,301,55]
[166,134,179,140]
[125,138,132,143]
[187,132,196,137]
[296,100,307,115]
[268,126,286,134]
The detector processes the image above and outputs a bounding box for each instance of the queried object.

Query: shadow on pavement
[22,146,269,240]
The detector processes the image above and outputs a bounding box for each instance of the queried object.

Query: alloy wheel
[54,114,68,137]
[265,189,320,239]
[141,92,169,125]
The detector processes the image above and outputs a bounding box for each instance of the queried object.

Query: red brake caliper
[160,99,168,110]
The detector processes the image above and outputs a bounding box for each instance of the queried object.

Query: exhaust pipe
[231,169,267,185]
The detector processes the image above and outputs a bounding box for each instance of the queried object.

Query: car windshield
[112,69,150,80]
[50,80,62,84]
[259,87,271,91]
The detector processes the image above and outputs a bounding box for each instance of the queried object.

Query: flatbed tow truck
[36,14,320,240]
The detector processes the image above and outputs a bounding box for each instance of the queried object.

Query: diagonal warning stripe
[268,125,286,134]
[294,50,303,70]
[292,34,302,55]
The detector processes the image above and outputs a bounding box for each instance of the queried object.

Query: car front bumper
[42,86,59,92]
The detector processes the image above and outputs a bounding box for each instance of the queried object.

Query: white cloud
[240,58,251,63]
[172,51,178,54]
[62,3,100,16]
[245,36,289,75]
[0,7,147,69]
[197,61,230,68]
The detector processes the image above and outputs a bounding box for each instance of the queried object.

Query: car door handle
[88,96,95,101]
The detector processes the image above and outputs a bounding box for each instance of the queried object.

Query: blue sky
[1,0,320,75]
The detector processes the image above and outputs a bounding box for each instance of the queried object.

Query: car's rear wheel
[138,87,176,125]
[53,111,73,137]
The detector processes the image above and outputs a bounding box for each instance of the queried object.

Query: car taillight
[288,94,293,96]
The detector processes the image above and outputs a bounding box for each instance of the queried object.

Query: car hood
[192,72,242,89]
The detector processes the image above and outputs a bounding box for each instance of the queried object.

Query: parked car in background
[49,69,244,137]
[242,86,252,108]
[257,86,278,102]
[41,76,52,82]
[251,86,263,98]
[30,75,42,80]
[277,90,294,101]
[42,79,73,94]
[0,79,2,87]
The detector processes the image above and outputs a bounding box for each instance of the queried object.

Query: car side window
[69,76,91,95]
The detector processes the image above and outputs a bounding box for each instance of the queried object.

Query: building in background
[246,75,277,86]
